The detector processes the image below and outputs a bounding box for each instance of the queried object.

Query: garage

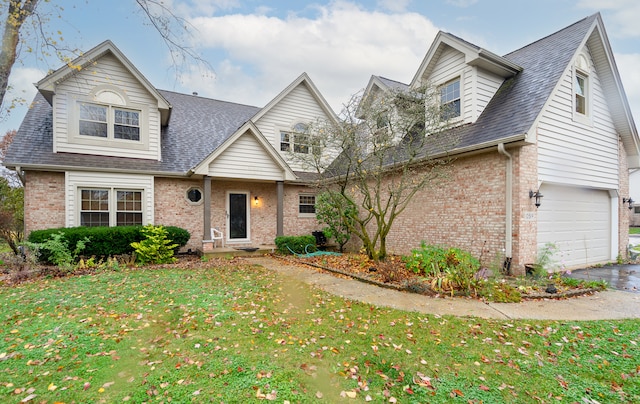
[537,183,613,269]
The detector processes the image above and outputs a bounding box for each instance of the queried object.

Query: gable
[537,44,620,189]
[206,132,289,181]
[50,53,163,160]
[192,120,297,181]
[253,78,338,172]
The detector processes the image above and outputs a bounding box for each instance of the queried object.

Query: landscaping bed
[281,253,606,302]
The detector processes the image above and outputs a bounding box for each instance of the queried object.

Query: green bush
[275,235,317,255]
[25,231,89,270]
[28,225,190,262]
[404,242,481,295]
[404,242,479,276]
[131,225,178,264]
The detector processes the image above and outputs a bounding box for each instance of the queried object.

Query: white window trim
[280,122,312,155]
[298,193,316,218]
[78,187,145,227]
[572,66,592,126]
[439,76,462,122]
[65,172,154,228]
[68,92,149,150]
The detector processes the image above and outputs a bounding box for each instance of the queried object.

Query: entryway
[227,191,250,241]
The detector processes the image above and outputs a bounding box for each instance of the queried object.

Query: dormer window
[79,102,140,141]
[440,78,461,120]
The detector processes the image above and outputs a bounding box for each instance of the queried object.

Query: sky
[1,0,639,136]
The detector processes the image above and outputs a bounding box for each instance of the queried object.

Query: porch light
[254,196,259,206]
[623,197,634,210]
[529,190,543,208]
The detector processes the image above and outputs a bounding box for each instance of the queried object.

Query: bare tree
[0,0,210,116]
[301,84,458,261]
[0,129,20,186]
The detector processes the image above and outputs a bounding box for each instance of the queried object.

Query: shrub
[275,235,317,255]
[130,225,178,264]
[28,225,190,261]
[404,242,479,276]
[25,231,89,271]
[404,242,481,295]
[315,191,356,252]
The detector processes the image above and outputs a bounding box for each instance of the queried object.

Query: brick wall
[23,170,66,235]
[619,139,630,258]
[512,143,539,275]
[388,151,508,265]
[154,178,320,250]
[154,178,204,251]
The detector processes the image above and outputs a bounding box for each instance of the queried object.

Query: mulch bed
[274,253,602,300]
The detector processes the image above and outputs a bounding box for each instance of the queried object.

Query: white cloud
[616,52,640,124]
[0,67,44,132]
[377,0,411,12]
[577,0,640,38]
[183,1,438,111]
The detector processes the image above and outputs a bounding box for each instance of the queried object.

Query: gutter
[497,143,513,262]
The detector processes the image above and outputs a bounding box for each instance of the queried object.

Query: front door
[227,192,249,241]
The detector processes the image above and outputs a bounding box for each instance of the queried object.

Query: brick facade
[23,171,66,235]
[21,136,631,268]
[154,178,320,251]
[619,139,630,258]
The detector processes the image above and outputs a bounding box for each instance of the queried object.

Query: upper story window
[574,71,588,116]
[573,52,591,122]
[79,102,140,141]
[440,78,461,120]
[281,122,311,154]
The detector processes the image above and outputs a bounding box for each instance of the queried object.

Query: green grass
[1,263,639,403]
[629,227,640,235]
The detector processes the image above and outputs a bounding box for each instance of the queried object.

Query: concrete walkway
[248,256,640,321]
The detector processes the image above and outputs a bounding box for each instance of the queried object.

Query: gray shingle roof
[448,14,597,150]
[4,14,598,176]
[4,90,259,174]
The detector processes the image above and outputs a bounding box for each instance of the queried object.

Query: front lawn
[630,227,640,235]
[1,260,638,403]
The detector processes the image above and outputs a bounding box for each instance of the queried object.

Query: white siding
[537,49,619,188]
[208,132,284,180]
[425,47,475,124]
[65,171,154,227]
[254,83,330,172]
[54,54,161,160]
[475,70,504,120]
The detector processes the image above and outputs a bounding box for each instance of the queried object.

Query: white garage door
[537,184,612,269]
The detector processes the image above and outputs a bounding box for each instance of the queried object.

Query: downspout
[497,143,513,272]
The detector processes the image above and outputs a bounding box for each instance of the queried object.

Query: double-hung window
[440,78,461,120]
[79,102,140,141]
[299,194,316,216]
[281,123,311,154]
[80,188,143,227]
[575,71,588,116]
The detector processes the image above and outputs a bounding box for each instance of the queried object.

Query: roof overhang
[36,40,172,126]
[411,31,522,88]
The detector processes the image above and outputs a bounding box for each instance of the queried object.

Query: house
[360,12,638,273]
[4,12,638,275]
[3,40,337,253]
